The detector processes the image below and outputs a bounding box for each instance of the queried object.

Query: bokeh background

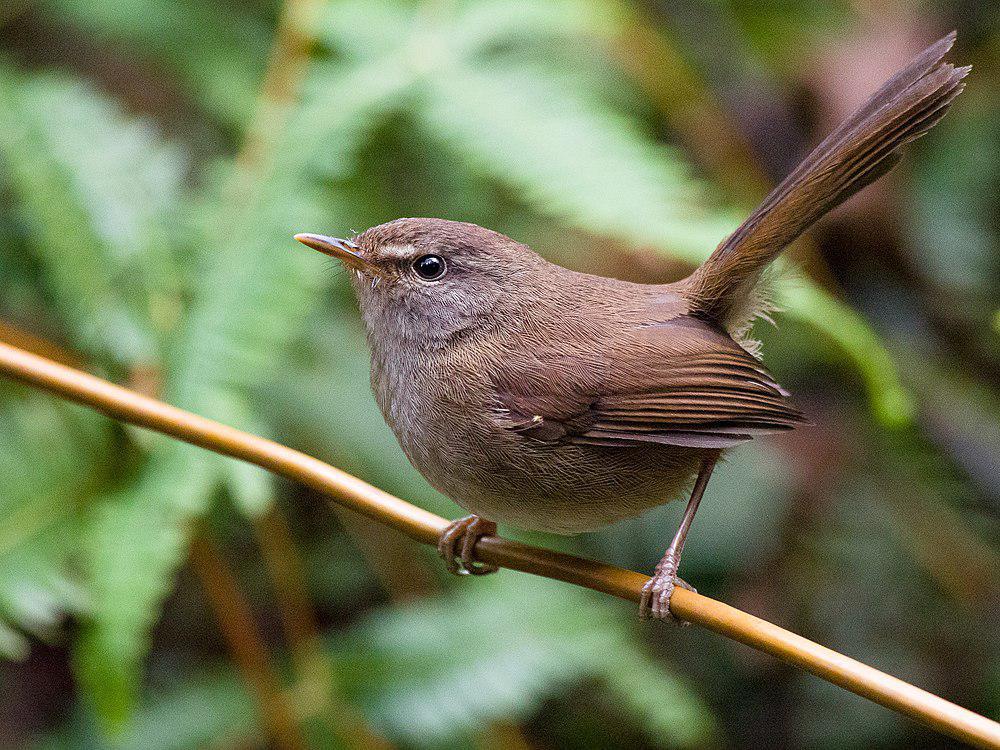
[0,1,997,748]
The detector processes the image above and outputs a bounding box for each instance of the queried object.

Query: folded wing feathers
[571,351,805,449]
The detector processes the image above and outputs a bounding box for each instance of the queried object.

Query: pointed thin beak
[294,232,378,274]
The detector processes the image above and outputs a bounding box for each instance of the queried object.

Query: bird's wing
[496,317,805,449]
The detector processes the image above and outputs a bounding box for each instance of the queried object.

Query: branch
[188,531,306,750]
[234,0,325,181]
[1,340,998,750]
[251,508,392,749]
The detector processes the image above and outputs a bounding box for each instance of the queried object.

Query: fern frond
[73,57,412,725]
[0,70,185,365]
[40,0,270,128]
[0,391,110,658]
[335,576,715,746]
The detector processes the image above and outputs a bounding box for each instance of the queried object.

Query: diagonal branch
[1,340,998,750]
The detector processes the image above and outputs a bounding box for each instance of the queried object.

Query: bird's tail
[685,32,969,331]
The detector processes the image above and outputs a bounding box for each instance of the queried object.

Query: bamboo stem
[252,509,393,749]
[234,0,326,181]
[189,531,306,750]
[1,341,998,750]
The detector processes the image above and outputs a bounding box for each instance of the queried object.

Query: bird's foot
[639,552,695,623]
[437,515,498,576]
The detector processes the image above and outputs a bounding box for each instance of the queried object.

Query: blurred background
[0,0,997,748]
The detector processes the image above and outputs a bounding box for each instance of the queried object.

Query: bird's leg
[640,452,720,622]
[437,514,499,576]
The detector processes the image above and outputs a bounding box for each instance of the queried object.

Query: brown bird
[296,34,967,620]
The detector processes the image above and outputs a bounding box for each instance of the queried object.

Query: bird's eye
[412,254,446,281]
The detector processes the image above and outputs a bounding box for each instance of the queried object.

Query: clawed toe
[437,515,498,576]
[639,554,693,624]
[437,521,465,575]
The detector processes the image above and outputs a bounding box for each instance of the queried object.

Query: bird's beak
[294,233,379,275]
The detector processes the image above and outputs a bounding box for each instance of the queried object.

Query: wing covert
[497,318,805,449]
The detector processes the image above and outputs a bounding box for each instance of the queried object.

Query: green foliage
[75,469,196,727]
[0,0,995,747]
[0,393,109,659]
[46,577,714,749]
[0,71,184,365]
[336,576,714,747]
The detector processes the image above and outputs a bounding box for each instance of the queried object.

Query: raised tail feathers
[686,32,969,330]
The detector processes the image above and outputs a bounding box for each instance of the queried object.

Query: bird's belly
[372,357,706,534]
[413,431,706,534]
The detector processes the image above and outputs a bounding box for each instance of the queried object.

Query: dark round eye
[412,254,446,281]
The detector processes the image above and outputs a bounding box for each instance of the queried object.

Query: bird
[295,33,967,620]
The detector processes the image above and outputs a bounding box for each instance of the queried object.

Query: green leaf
[0,391,110,659]
[73,56,414,726]
[0,69,184,365]
[75,450,209,727]
[336,575,714,747]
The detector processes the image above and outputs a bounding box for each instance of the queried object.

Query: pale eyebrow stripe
[378,244,415,260]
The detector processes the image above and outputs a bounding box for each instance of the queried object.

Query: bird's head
[295,217,545,347]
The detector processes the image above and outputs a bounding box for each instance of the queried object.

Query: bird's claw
[437,515,498,576]
[639,553,694,624]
